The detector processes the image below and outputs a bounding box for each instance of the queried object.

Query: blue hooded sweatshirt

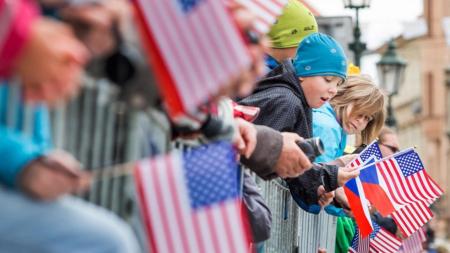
[0,82,51,187]
[313,102,347,217]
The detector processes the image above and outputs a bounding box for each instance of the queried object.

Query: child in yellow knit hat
[266,0,318,69]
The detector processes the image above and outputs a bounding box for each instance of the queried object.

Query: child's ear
[299,77,304,82]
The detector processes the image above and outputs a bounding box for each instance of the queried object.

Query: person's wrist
[17,157,45,195]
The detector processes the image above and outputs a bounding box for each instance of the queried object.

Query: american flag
[376,150,443,207]
[348,225,369,253]
[134,142,251,253]
[235,0,288,34]
[349,222,402,253]
[369,222,402,253]
[134,0,252,118]
[398,226,427,253]
[375,150,442,237]
[347,141,382,169]
[391,200,434,237]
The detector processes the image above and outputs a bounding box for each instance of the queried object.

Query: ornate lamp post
[376,39,407,128]
[343,0,371,67]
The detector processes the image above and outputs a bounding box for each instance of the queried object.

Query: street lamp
[343,0,371,67]
[376,39,407,128]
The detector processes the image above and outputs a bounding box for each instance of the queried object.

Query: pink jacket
[0,0,38,77]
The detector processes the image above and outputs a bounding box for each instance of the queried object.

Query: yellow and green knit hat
[268,0,318,49]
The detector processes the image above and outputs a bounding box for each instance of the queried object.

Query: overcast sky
[306,0,424,80]
[308,0,424,49]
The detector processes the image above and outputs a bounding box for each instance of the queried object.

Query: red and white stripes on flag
[348,157,362,169]
[398,227,427,253]
[357,234,370,253]
[235,0,288,34]
[370,228,402,253]
[134,0,252,118]
[377,159,442,206]
[392,200,434,237]
[348,226,369,253]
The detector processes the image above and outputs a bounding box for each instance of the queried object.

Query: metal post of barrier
[100,102,118,208]
[51,106,66,149]
[109,102,127,213]
[66,95,80,157]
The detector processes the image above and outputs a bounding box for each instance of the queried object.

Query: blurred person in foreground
[0,1,140,252]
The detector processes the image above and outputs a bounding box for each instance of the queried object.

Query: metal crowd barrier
[3,79,337,253]
[254,177,337,253]
[297,209,337,253]
[256,178,337,253]
[49,77,171,219]
[2,78,168,219]
[254,177,299,253]
[48,78,141,217]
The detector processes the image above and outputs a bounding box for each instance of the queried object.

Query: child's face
[343,105,373,134]
[299,76,341,108]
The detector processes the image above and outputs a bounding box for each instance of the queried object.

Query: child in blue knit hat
[240,32,358,213]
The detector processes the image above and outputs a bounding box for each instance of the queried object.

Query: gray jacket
[242,170,272,243]
[241,125,282,180]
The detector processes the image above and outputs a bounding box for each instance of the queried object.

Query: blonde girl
[313,74,386,163]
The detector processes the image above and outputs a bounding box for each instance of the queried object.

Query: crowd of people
[0,0,441,252]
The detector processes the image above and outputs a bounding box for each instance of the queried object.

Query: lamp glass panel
[396,64,406,90]
[377,65,398,95]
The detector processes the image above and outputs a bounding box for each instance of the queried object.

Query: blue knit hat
[293,33,347,81]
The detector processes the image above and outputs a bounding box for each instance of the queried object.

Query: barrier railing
[3,79,337,253]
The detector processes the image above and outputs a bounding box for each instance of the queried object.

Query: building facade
[387,0,450,236]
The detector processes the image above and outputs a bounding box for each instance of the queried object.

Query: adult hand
[317,185,334,207]
[334,187,350,211]
[16,18,89,106]
[337,166,360,186]
[233,118,257,159]
[18,150,91,201]
[275,132,312,178]
[338,154,358,167]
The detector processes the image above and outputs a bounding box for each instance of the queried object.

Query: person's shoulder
[313,103,334,114]
[313,107,339,127]
[269,86,300,100]
[245,85,301,106]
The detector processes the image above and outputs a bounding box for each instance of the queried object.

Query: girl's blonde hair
[330,75,386,144]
